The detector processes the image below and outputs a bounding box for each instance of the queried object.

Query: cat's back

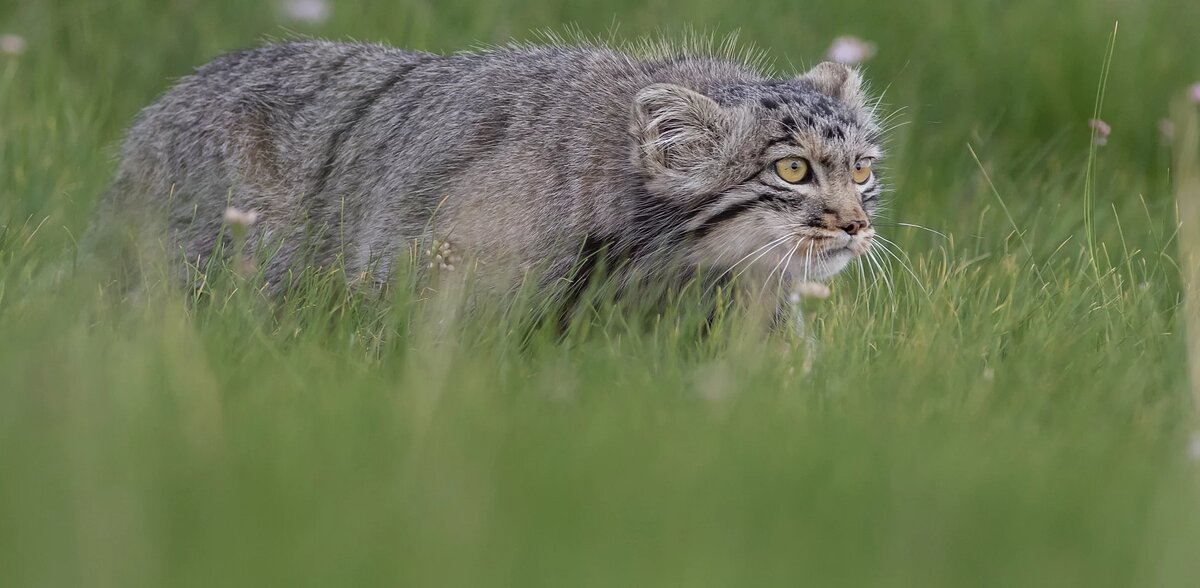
[100,40,767,286]
[120,41,428,178]
[110,40,737,229]
[115,42,634,196]
[124,40,756,170]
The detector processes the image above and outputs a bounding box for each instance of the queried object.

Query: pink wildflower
[281,0,331,24]
[1158,119,1175,144]
[825,36,876,66]
[1088,118,1111,146]
[0,34,26,56]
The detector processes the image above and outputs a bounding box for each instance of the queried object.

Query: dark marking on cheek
[691,193,784,237]
[755,178,792,193]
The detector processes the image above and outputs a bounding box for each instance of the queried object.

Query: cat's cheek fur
[804,248,857,281]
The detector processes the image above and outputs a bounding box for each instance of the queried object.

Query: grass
[2,0,1200,585]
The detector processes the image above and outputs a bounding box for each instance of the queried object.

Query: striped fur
[93,39,884,305]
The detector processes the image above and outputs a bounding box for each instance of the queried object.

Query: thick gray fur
[94,39,885,305]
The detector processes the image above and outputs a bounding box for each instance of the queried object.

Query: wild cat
[93,39,884,318]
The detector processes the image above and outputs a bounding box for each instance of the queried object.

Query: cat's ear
[632,83,731,177]
[801,62,864,107]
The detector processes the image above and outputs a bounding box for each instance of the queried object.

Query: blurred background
[2,0,1200,586]
[3,0,1198,261]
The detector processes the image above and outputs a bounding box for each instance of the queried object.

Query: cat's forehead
[751,79,832,110]
[716,80,874,145]
[716,80,843,117]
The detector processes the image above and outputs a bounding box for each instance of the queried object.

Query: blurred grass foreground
[3,0,1200,586]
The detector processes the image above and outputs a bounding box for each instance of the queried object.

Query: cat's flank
[94,40,885,307]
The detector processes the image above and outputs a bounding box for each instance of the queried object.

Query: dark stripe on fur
[277,48,365,121]
[553,233,619,333]
[319,48,365,88]
[691,193,783,237]
[311,56,432,198]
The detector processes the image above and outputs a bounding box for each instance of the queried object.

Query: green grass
[3,0,1200,585]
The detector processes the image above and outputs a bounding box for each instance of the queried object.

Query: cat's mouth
[782,228,874,281]
[692,227,874,283]
[797,227,873,254]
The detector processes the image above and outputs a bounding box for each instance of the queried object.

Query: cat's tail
[76,174,175,302]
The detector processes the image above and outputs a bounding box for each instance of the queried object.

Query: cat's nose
[840,219,869,235]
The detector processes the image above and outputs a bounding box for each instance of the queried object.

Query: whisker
[872,236,930,297]
[865,247,895,311]
[763,237,803,296]
[854,257,871,308]
[860,253,878,308]
[893,222,949,240]
[870,60,910,119]
[731,237,793,284]
[803,245,813,285]
[879,120,912,135]
[777,239,802,292]
[704,234,793,294]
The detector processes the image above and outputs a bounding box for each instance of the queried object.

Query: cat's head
[632,62,883,283]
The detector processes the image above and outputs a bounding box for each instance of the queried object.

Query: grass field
[3,0,1200,585]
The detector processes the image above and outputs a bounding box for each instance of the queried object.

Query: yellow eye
[774,157,810,184]
[852,159,873,184]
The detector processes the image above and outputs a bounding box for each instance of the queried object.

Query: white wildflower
[791,282,831,302]
[825,36,876,66]
[1190,82,1200,104]
[223,207,259,228]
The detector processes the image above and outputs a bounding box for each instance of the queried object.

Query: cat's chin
[785,237,876,282]
[787,247,855,282]
[789,229,874,282]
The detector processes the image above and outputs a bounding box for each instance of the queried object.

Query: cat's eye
[852,159,873,184]
[774,157,811,184]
